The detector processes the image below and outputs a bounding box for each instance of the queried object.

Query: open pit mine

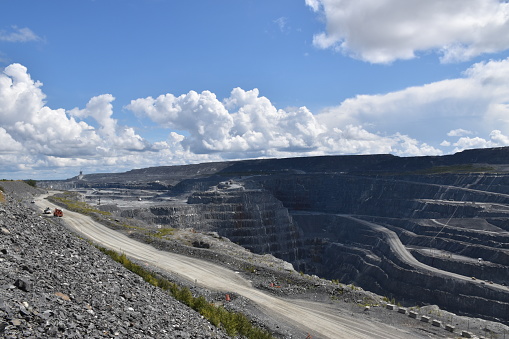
[40,146,509,325]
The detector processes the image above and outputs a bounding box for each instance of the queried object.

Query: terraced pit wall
[252,173,509,323]
[87,171,509,323]
[119,189,303,264]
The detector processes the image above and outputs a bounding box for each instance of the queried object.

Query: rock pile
[0,187,227,338]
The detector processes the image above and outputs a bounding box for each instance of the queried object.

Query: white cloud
[68,94,149,151]
[127,90,234,153]
[305,0,322,12]
[274,17,289,33]
[393,134,442,156]
[451,130,509,152]
[0,64,257,179]
[0,26,41,42]
[447,129,473,137]
[0,63,152,178]
[307,0,509,63]
[0,127,22,153]
[127,87,442,159]
[453,136,493,151]
[69,94,117,138]
[128,87,323,155]
[317,58,509,145]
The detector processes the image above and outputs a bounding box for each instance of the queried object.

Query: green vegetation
[151,227,175,239]
[49,193,111,216]
[382,296,397,305]
[23,179,37,187]
[117,222,145,231]
[49,191,175,240]
[97,247,274,339]
[243,265,257,274]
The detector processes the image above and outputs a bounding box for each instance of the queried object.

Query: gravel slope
[0,184,228,338]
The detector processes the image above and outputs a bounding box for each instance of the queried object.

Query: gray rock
[14,278,32,292]
[0,184,229,339]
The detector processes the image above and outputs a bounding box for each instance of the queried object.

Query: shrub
[152,227,174,239]
[23,179,37,187]
[97,246,274,339]
[50,196,111,216]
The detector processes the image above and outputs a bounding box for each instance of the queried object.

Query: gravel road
[1,186,229,338]
[34,194,432,339]
[343,214,509,293]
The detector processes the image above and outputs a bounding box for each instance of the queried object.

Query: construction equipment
[53,208,63,217]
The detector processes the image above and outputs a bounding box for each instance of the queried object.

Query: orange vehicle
[53,208,63,217]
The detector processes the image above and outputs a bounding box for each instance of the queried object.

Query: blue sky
[2,0,509,179]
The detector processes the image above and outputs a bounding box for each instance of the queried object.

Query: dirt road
[34,195,430,339]
[343,215,509,292]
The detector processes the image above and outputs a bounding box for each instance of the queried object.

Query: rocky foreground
[0,182,228,338]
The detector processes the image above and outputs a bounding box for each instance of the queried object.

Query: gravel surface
[0,183,228,338]
[2,182,509,339]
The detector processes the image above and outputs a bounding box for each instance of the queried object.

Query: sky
[2,0,509,180]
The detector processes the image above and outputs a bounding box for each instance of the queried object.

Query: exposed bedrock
[120,188,302,263]
[251,174,509,218]
[114,173,509,323]
[370,218,509,268]
[410,250,506,283]
[397,173,509,195]
[292,214,509,322]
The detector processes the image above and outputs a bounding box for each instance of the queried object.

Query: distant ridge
[47,146,509,184]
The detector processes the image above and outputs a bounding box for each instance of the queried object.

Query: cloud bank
[1,59,509,179]
[317,58,509,151]
[306,0,509,63]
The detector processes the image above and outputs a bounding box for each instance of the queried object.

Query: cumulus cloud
[0,26,41,42]
[0,64,149,178]
[0,127,22,153]
[305,0,321,12]
[447,130,509,152]
[307,0,509,63]
[127,88,325,155]
[0,63,97,158]
[126,90,234,153]
[127,87,442,159]
[317,57,509,147]
[69,94,117,138]
[447,129,473,137]
[68,94,149,151]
